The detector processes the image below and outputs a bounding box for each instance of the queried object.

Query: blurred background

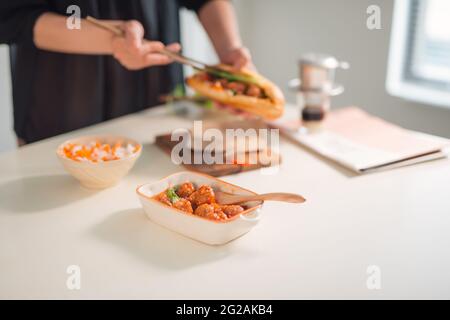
[1,0,449,152]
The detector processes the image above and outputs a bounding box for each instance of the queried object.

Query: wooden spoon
[215,191,306,205]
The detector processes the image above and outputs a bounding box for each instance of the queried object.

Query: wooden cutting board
[155,134,281,177]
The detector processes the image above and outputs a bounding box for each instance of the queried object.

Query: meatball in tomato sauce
[177,182,195,199]
[246,84,262,97]
[195,204,228,221]
[222,205,245,218]
[189,185,215,207]
[155,192,172,207]
[173,198,193,214]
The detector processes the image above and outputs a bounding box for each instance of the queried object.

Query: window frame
[386,0,450,109]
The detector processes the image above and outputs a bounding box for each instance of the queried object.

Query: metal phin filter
[289,53,349,128]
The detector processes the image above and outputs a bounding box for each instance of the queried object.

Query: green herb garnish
[203,67,259,85]
[203,99,214,109]
[166,187,180,204]
[172,84,186,98]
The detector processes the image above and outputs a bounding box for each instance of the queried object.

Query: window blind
[407,0,450,87]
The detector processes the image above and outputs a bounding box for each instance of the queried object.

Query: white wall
[180,9,217,82]
[235,0,450,138]
[0,46,15,152]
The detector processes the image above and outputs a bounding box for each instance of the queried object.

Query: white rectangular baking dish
[136,171,263,245]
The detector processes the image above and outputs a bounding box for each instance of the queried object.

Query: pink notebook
[271,107,449,173]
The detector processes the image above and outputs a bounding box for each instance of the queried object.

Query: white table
[1,104,450,299]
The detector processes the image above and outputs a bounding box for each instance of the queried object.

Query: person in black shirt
[0,0,253,144]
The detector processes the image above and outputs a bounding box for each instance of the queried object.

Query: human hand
[111,20,181,70]
[216,46,257,117]
[220,46,254,70]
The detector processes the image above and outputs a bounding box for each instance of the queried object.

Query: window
[387,0,450,108]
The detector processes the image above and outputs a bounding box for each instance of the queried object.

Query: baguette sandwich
[186,64,284,120]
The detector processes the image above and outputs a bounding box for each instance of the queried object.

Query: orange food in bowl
[57,136,142,189]
[62,140,141,163]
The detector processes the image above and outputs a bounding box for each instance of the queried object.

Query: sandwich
[186,64,285,120]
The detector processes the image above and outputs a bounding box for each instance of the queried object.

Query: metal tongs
[86,16,257,84]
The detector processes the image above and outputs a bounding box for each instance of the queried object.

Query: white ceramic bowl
[56,135,142,189]
[136,171,263,245]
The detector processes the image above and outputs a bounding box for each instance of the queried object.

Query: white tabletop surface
[1,104,450,300]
